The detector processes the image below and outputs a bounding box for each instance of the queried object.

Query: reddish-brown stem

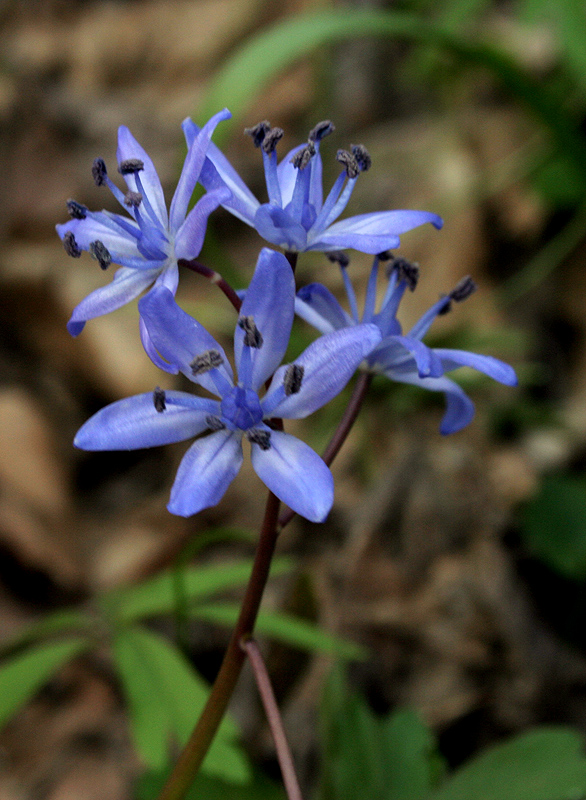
[178,257,242,312]
[156,491,281,800]
[278,371,373,531]
[241,638,304,800]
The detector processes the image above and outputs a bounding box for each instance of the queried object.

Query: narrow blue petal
[309,210,443,254]
[169,108,231,233]
[234,248,295,391]
[295,284,352,335]
[251,430,333,522]
[183,118,259,225]
[369,335,444,378]
[74,391,216,450]
[168,429,243,517]
[67,266,160,334]
[254,205,307,251]
[276,145,305,207]
[265,324,381,419]
[434,349,518,386]
[138,286,234,393]
[139,314,177,374]
[116,126,168,228]
[174,187,231,260]
[57,217,142,260]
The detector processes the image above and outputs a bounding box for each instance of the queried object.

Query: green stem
[156,491,281,800]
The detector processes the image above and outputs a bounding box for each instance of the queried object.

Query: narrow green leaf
[521,473,586,579]
[113,626,250,782]
[430,727,586,800]
[0,637,90,729]
[381,708,444,800]
[136,768,286,800]
[190,602,367,660]
[103,556,294,625]
[0,609,93,655]
[198,9,586,182]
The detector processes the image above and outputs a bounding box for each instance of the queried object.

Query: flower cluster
[59,112,516,521]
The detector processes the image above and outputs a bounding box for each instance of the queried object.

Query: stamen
[153,387,166,412]
[450,275,477,303]
[190,349,224,375]
[291,142,316,170]
[244,120,271,148]
[284,364,304,396]
[66,199,88,219]
[262,127,283,154]
[63,231,82,258]
[391,257,419,291]
[308,120,335,143]
[377,250,393,261]
[351,144,371,172]
[336,149,359,178]
[118,158,144,175]
[238,316,263,348]
[206,415,226,431]
[247,429,271,450]
[438,276,477,316]
[326,251,350,268]
[124,191,143,208]
[89,240,112,270]
[92,158,108,187]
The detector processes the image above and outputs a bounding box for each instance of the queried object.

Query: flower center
[220,386,263,430]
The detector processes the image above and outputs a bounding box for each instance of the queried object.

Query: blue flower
[74,248,382,521]
[183,119,443,254]
[295,253,518,434]
[56,109,232,364]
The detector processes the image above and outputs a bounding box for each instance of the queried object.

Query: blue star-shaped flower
[184,119,443,254]
[56,109,232,365]
[74,249,382,521]
[295,253,517,434]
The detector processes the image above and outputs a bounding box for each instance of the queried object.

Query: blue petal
[234,248,295,391]
[254,205,308,251]
[74,391,217,450]
[251,430,333,522]
[309,210,443,254]
[57,217,143,262]
[265,324,381,419]
[174,187,231,260]
[168,429,243,517]
[67,266,160,336]
[116,126,168,228]
[276,145,305,207]
[384,370,476,434]
[138,286,234,393]
[369,335,444,378]
[434,349,518,386]
[295,283,353,334]
[169,108,231,233]
[183,118,259,225]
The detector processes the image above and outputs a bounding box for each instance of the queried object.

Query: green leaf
[0,609,93,655]
[190,602,367,660]
[103,556,294,625]
[136,768,286,800]
[319,666,440,800]
[113,626,249,782]
[430,727,586,800]
[198,9,586,182]
[521,473,586,579]
[0,637,90,729]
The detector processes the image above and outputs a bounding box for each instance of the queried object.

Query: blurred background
[2,0,586,798]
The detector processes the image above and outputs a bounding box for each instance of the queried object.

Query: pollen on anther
[238,316,263,348]
[308,120,335,143]
[284,364,304,396]
[291,142,316,170]
[190,349,224,375]
[153,387,166,413]
[244,121,271,148]
[450,276,477,303]
[124,191,142,208]
[326,251,350,268]
[247,429,271,450]
[92,158,108,186]
[262,127,284,154]
[89,240,112,270]
[336,149,359,179]
[351,144,371,172]
[392,257,420,291]
[206,415,226,432]
[63,231,82,258]
[66,199,88,219]
[118,158,144,175]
